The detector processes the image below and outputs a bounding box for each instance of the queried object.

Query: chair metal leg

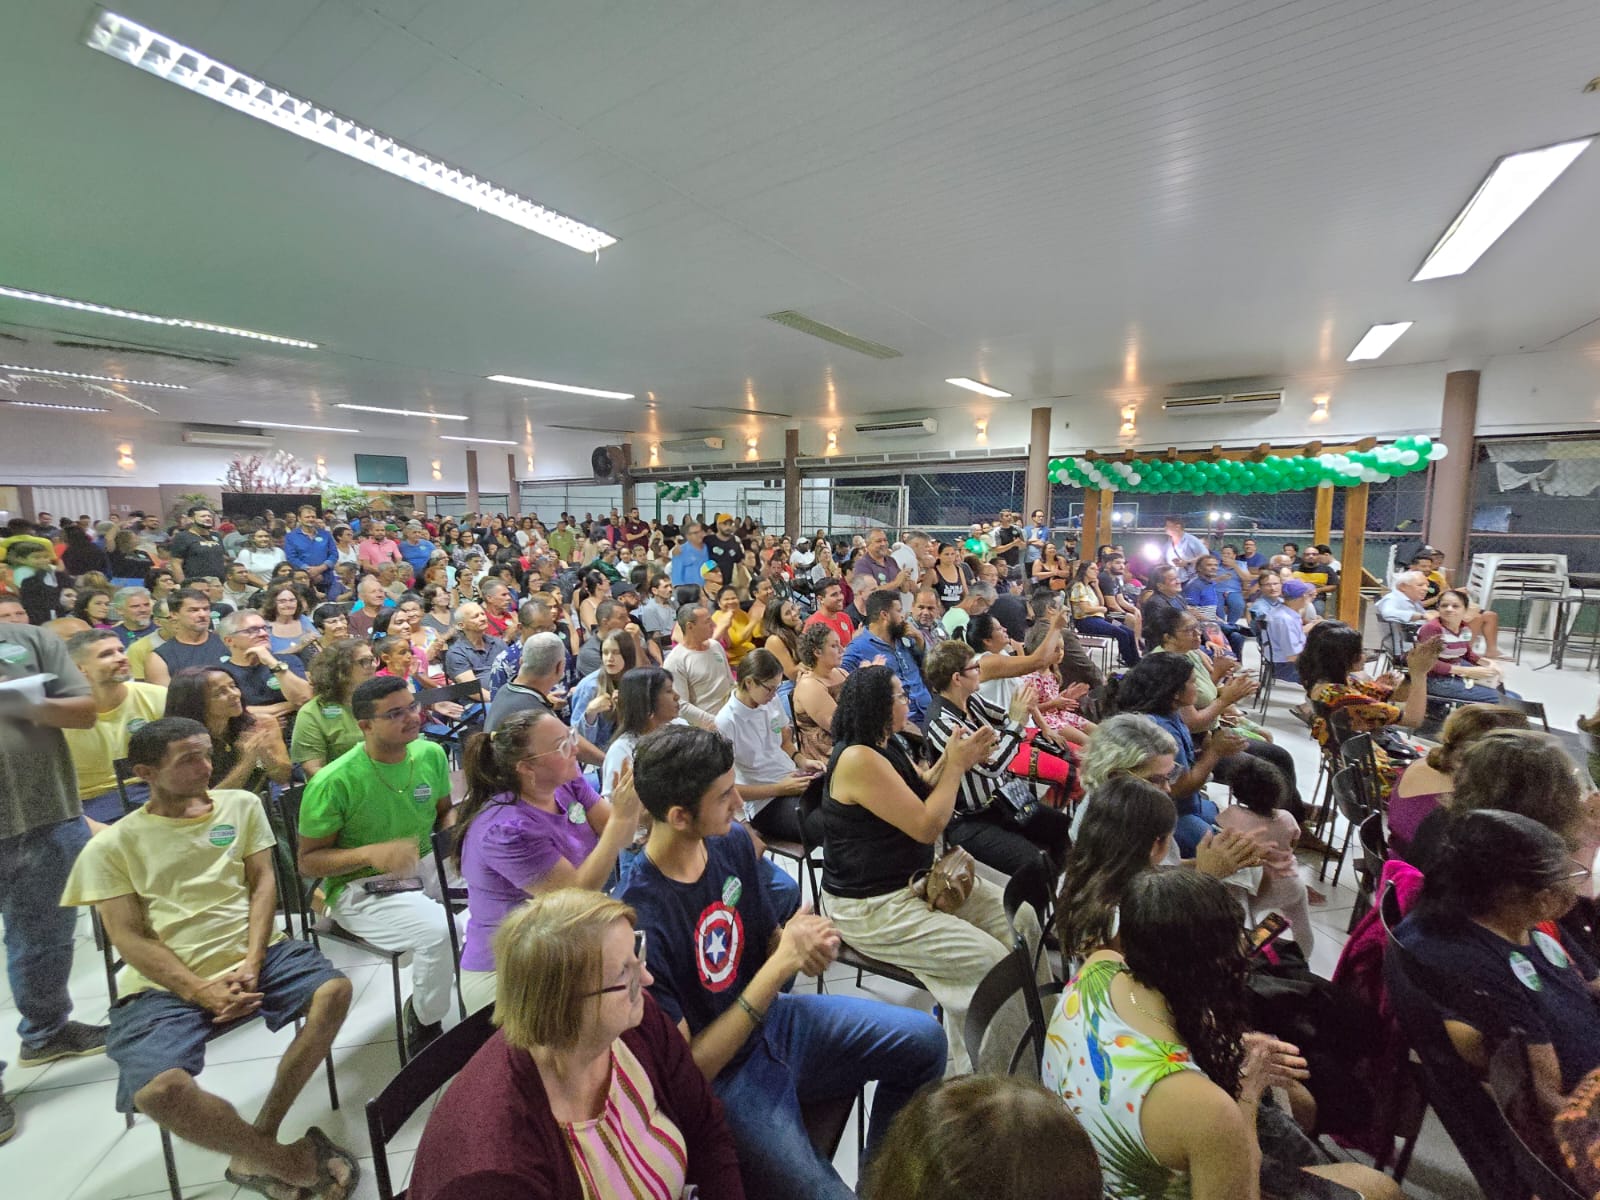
[160,1127,182,1200]
[391,962,409,1068]
[1329,819,1356,889]
[324,1054,340,1110]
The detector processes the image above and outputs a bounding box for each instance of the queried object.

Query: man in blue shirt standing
[397,521,435,580]
[620,726,945,1200]
[283,505,336,590]
[1161,515,1209,582]
[669,520,711,589]
[840,591,931,727]
[1239,536,1268,571]
[1022,508,1050,566]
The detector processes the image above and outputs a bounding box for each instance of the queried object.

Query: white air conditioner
[181,428,276,449]
[854,417,938,438]
[658,436,725,452]
[1161,390,1283,418]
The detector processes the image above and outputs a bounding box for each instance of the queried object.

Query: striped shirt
[924,691,1028,816]
[562,1039,688,1200]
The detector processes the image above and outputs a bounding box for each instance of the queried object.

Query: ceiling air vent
[764,311,901,359]
[182,423,274,448]
[854,417,937,438]
[1161,390,1283,417]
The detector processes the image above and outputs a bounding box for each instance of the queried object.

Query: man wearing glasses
[215,611,311,724]
[297,676,459,1055]
[621,725,946,1200]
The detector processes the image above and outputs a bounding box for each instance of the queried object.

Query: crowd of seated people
[7,501,1599,1198]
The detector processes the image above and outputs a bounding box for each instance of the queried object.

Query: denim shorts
[107,938,344,1112]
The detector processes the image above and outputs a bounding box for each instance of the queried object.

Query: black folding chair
[366,1005,497,1200]
[963,943,1061,1078]
[429,827,469,1020]
[1001,869,1054,979]
[417,680,486,766]
[1253,629,1276,717]
[1320,766,1370,888]
[1349,811,1387,932]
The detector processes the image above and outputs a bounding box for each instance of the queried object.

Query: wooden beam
[1097,489,1115,551]
[1313,484,1334,546]
[1337,483,1369,626]
[1080,490,1101,552]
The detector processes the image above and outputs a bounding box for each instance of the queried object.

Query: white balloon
[1361,469,1381,482]
[1428,443,1449,461]
[1128,473,1142,485]
[1318,479,1335,489]
[1399,450,1419,466]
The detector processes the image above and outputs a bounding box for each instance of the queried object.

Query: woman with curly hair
[1043,869,1400,1200]
[289,637,375,777]
[792,622,847,763]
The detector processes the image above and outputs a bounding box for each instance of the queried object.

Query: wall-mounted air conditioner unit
[658,436,725,452]
[181,426,276,448]
[1161,390,1283,418]
[854,417,938,438]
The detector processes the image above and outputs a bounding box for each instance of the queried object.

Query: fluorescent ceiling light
[86,11,618,255]
[946,377,1012,398]
[1346,321,1414,362]
[1412,137,1593,281]
[440,435,519,446]
[0,283,316,348]
[335,404,468,421]
[244,420,361,434]
[0,363,187,389]
[486,374,635,400]
[4,400,110,413]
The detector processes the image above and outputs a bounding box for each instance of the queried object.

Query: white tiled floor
[4,647,1595,1198]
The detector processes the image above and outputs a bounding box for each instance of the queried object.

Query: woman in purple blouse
[453,709,644,1011]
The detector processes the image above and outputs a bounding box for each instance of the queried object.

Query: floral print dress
[1042,957,1200,1199]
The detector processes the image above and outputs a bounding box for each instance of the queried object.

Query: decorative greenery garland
[656,476,706,503]
[1048,435,1447,494]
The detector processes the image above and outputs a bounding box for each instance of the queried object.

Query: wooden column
[1097,489,1114,552]
[1337,483,1369,626]
[464,449,479,516]
[507,454,520,517]
[1080,490,1100,553]
[1312,483,1334,547]
[1024,406,1053,523]
[783,428,801,539]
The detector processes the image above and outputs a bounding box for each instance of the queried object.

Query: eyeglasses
[585,930,648,999]
[960,663,981,675]
[236,623,269,636]
[371,700,422,720]
[523,728,580,760]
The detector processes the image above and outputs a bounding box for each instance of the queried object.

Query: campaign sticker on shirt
[694,900,745,993]
[721,874,742,908]
[267,675,282,692]
[208,823,237,848]
[321,705,343,719]
[1509,950,1543,992]
[567,801,587,825]
[127,717,149,735]
[411,782,433,805]
[0,643,29,665]
[1533,929,1570,971]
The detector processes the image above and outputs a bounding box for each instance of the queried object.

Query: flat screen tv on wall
[354,454,410,486]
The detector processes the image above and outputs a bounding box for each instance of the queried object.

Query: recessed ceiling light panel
[0,283,316,348]
[1346,321,1414,361]
[4,400,111,413]
[86,11,617,255]
[335,404,468,421]
[946,376,1013,398]
[244,420,361,434]
[486,374,634,400]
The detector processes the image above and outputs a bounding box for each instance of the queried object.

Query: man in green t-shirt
[297,675,457,1054]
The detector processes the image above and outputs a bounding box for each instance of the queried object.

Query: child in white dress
[1215,756,1314,956]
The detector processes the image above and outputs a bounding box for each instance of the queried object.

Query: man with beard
[166,506,227,584]
[840,590,931,727]
[64,629,168,824]
[705,513,745,580]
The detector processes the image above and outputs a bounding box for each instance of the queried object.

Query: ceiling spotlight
[335,404,468,420]
[1412,138,1593,280]
[1346,322,1414,362]
[946,377,1012,398]
[0,363,187,389]
[86,11,617,254]
[0,284,316,348]
[486,374,634,400]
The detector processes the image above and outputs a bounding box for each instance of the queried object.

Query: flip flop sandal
[305,1126,361,1200]
[223,1167,313,1200]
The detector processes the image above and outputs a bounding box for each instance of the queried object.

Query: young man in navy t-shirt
[620,726,945,1200]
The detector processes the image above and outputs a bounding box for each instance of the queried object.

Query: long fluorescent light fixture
[0,284,316,348]
[1412,137,1593,280]
[335,404,468,421]
[1346,321,1414,362]
[486,374,634,400]
[0,363,187,389]
[5,400,110,413]
[441,434,519,446]
[946,377,1012,398]
[86,11,618,255]
[244,420,361,434]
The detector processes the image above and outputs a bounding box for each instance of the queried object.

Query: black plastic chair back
[366,1005,497,1200]
[963,945,1060,1078]
[1338,734,1382,812]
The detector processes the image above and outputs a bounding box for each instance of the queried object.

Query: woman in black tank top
[931,541,970,612]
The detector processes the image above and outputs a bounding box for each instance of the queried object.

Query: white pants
[822,879,1046,1075]
[330,872,463,1025]
[1249,871,1316,959]
[459,968,497,1015]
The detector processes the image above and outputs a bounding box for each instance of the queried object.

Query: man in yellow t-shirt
[60,717,355,1194]
[125,597,177,682]
[63,629,168,824]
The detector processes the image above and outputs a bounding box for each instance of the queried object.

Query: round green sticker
[1509,950,1542,992]
[1533,929,1570,971]
[411,783,433,804]
[208,823,237,848]
[321,705,343,719]
[0,643,29,665]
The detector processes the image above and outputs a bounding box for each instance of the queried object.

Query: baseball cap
[715,513,734,525]
[1283,579,1316,599]
[795,538,811,550]
[700,561,722,579]
[405,519,423,530]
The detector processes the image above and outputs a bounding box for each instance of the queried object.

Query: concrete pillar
[464,449,479,516]
[507,454,519,517]
[1024,406,1053,522]
[1428,370,1478,576]
[784,428,802,539]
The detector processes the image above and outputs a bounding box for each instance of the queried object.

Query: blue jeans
[1076,614,1140,664]
[1426,675,1521,705]
[762,857,802,923]
[1173,793,1220,858]
[1216,581,1245,624]
[0,816,91,1074]
[714,992,946,1199]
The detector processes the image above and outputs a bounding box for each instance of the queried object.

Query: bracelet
[736,995,766,1027]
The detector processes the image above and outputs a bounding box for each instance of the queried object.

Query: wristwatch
[267,661,289,675]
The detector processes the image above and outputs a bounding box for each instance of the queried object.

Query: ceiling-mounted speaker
[591,444,627,482]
